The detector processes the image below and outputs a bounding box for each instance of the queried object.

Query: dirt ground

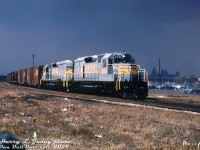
[0,83,200,149]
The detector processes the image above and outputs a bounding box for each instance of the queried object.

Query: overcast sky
[0,0,200,76]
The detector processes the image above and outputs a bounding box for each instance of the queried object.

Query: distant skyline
[0,0,200,76]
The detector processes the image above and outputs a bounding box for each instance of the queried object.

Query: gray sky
[0,0,200,76]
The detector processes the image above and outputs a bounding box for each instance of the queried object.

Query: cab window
[102,60,106,67]
[109,59,113,64]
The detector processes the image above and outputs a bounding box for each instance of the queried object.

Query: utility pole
[32,54,35,67]
[159,58,161,84]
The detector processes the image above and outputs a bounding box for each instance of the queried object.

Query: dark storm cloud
[131,0,200,23]
[0,0,200,76]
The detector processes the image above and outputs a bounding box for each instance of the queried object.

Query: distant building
[149,67,179,82]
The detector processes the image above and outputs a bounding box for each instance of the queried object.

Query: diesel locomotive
[7,51,148,99]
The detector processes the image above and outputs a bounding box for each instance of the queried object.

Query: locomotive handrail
[137,65,148,82]
[119,77,121,90]
[116,77,121,91]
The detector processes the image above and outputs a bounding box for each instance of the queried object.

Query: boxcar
[32,65,44,87]
[18,69,23,85]
[26,66,44,87]
[27,67,34,86]
[6,71,18,84]
[18,69,27,85]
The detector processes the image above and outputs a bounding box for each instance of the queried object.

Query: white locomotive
[40,51,148,99]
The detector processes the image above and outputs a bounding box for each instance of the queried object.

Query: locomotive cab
[108,52,148,98]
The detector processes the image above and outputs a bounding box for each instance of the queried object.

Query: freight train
[7,51,148,99]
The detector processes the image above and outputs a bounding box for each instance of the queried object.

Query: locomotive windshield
[114,53,135,64]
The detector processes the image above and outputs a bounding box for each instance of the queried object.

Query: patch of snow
[61,108,69,112]
[95,134,102,138]
[33,132,37,139]
[156,96,166,98]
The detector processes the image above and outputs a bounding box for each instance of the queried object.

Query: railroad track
[6,84,200,115]
[31,88,200,114]
[61,94,200,114]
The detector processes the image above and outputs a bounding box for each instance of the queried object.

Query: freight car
[26,66,44,87]
[7,66,43,87]
[6,71,18,84]
[18,69,27,85]
[40,51,148,99]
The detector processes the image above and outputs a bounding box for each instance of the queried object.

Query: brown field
[149,92,200,105]
[0,83,200,149]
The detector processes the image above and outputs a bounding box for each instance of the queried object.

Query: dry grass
[0,83,200,149]
[149,92,200,105]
